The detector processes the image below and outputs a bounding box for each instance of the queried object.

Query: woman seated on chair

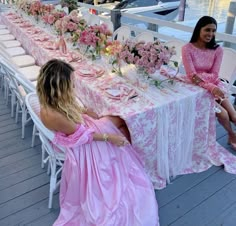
[182,16,236,150]
[36,59,159,226]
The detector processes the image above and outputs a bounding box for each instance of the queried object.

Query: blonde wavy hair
[37,59,83,123]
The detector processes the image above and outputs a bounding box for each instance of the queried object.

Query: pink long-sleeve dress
[181,42,236,175]
[52,114,159,226]
[182,43,223,92]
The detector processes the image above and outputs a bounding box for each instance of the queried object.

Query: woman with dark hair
[182,16,236,150]
[37,59,159,226]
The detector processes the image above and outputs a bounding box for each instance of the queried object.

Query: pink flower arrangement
[54,11,86,35]
[119,40,176,74]
[104,40,123,56]
[104,40,123,75]
[79,24,112,48]
[42,10,66,26]
[28,1,43,16]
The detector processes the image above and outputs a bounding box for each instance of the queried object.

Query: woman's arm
[41,108,129,146]
[182,45,222,93]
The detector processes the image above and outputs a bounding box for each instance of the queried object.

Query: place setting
[74,64,105,79]
[100,82,139,102]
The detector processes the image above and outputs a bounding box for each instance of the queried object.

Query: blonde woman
[37,59,159,226]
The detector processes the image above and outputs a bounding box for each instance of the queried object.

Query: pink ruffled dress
[52,114,159,226]
[182,43,224,92]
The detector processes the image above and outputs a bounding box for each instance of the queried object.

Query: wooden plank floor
[1,93,236,226]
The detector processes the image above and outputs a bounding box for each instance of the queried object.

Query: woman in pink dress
[36,59,159,226]
[182,16,236,150]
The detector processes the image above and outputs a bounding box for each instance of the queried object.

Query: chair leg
[11,92,16,117]
[31,124,37,147]
[21,105,26,139]
[48,159,57,209]
[15,102,19,123]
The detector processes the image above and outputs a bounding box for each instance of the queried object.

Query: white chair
[0,34,15,41]
[25,92,65,209]
[0,24,6,29]
[0,61,30,138]
[112,26,131,43]
[88,14,100,26]
[165,39,186,72]
[18,65,40,81]
[219,47,236,97]
[5,46,26,57]
[165,39,185,65]
[11,55,36,68]
[1,40,21,48]
[0,29,10,35]
[135,31,154,43]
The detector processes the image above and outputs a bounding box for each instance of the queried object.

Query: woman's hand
[211,87,225,99]
[84,108,99,119]
[107,134,129,147]
[192,74,203,85]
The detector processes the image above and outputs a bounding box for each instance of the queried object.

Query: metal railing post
[111,9,121,31]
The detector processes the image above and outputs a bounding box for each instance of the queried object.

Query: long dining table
[1,11,236,189]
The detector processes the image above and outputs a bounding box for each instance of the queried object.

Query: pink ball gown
[52,114,159,226]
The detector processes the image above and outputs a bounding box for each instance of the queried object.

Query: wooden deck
[1,93,236,226]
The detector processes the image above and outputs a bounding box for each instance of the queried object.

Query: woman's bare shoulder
[40,107,77,135]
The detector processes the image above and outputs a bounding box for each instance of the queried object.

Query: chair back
[165,39,186,73]
[135,31,154,43]
[219,47,236,94]
[25,93,65,156]
[0,61,25,104]
[0,55,35,92]
[165,39,186,65]
[112,26,131,43]
[88,14,100,26]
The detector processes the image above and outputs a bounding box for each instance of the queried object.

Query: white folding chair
[0,29,10,35]
[0,34,15,41]
[135,31,154,43]
[88,13,100,26]
[0,62,31,138]
[0,40,21,48]
[219,47,236,90]
[112,26,131,43]
[25,92,65,209]
[165,39,186,72]
[219,47,236,101]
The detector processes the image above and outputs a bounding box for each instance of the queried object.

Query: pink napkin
[19,23,32,28]
[103,83,138,101]
[76,65,104,78]
[27,29,41,34]
[160,66,178,78]
[34,36,49,42]
[42,41,57,50]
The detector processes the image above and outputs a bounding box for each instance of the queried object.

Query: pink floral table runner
[2,13,236,189]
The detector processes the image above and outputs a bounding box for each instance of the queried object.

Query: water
[159,0,236,42]
[183,0,231,23]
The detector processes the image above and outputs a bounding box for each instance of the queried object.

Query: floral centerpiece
[104,40,123,76]
[79,24,112,60]
[16,0,31,14]
[119,40,177,87]
[54,10,86,37]
[42,10,66,26]
[27,0,43,22]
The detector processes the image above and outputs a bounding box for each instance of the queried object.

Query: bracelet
[103,133,109,142]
